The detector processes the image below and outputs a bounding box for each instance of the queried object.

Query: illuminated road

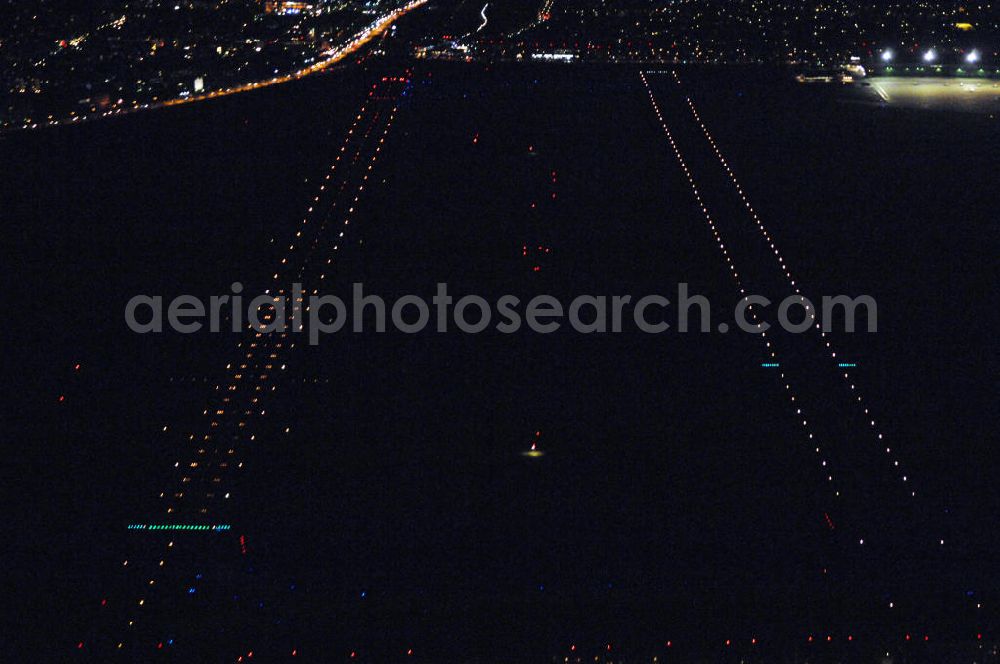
[3,0,426,133]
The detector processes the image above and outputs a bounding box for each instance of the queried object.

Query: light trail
[476,2,490,33]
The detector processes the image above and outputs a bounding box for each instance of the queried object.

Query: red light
[407,648,413,656]
[157,642,163,649]
[58,395,66,402]
[848,635,853,641]
[827,635,832,642]
[924,635,929,641]
[292,650,298,656]
[666,640,672,648]
[606,643,612,651]
[77,642,84,649]
[751,637,757,645]
[74,364,81,370]
[977,633,983,640]
[570,645,575,651]
[808,635,813,642]
[905,634,911,641]
[100,599,107,606]
[725,639,731,647]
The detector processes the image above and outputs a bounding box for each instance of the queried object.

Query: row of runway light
[662,68,920,504]
[273,83,399,286]
[562,630,978,653]
[174,83,390,517]
[183,76,404,515]
[220,78,407,663]
[131,82,396,648]
[82,77,408,655]
[126,524,231,531]
[169,376,330,384]
[639,73,849,522]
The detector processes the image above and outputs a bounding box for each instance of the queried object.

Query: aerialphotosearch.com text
[125,282,877,345]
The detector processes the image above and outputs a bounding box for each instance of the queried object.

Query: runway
[853,76,1000,113]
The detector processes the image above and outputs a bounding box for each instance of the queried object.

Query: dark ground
[2,55,998,660]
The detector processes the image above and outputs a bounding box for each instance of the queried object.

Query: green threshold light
[127,524,232,531]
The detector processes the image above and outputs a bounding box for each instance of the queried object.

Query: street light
[881,49,893,62]
[965,49,980,63]
[923,49,937,62]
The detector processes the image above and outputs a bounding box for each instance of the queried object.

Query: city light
[881,49,893,62]
[923,49,937,62]
[965,49,980,63]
